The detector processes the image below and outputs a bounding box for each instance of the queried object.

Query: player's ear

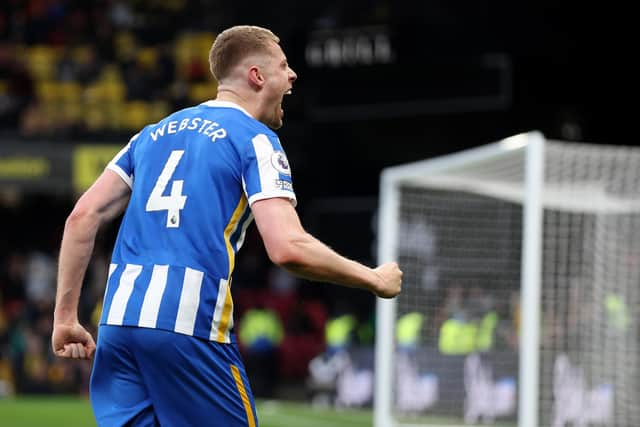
[248,65,265,89]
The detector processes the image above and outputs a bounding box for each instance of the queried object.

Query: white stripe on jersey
[251,134,277,192]
[107,141,135,188]
[227,303,234,339]
[210,278,230,342]
[106,264,143,325]
[235,213,254,251]
[108,263,118,278]
[102,263,118,304]
[174,267,204,335]
[247,134,296,207]
[138,265,169,328]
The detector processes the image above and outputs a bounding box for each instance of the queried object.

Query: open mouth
[280,89,292,115]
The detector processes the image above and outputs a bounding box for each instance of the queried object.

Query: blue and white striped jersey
[101,100,296,343]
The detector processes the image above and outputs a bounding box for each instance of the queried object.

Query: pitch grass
[0,396,371,427]
[0,396,517,426]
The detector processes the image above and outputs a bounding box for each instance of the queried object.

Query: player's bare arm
[52,169,131,359]
[251,197,402,298]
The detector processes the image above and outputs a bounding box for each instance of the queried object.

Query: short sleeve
[106,132,140,188]
[242,133,297,206]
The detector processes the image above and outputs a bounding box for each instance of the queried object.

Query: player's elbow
[266,244,301,268]
[65,204,100,234]
[264,234,307,268]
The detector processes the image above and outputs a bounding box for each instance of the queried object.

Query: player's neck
[215,88,259,119]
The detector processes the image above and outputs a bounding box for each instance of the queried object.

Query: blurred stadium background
[0,1,629,426]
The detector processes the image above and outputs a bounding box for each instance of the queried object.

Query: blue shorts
[90,325,258,427]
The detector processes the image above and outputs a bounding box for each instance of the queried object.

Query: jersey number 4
[145,150,187,228]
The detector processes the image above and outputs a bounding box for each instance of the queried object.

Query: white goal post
[374,131,640,427]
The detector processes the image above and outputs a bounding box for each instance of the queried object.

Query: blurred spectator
[306,306,376,408]
[154,42,177,88]
[324,313,356,355]
[56,46,80,82]
[0,44,34,128]
[123,58,153,100]
[24,251,56,308]
[71,46,102,85]
[433,282,465,332]
[0,252,27,319]
[396,311,424,352]
[267,263,299,296]
[278,298,326,380]
[238,305,284,398]
[110,0,135,29]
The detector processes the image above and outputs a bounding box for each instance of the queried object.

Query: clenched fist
[373,262,403,298]
[52,322,96,360]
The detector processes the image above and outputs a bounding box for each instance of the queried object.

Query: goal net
[374,132,640,427]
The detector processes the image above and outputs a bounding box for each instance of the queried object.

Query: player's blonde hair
[209,25,280,82]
